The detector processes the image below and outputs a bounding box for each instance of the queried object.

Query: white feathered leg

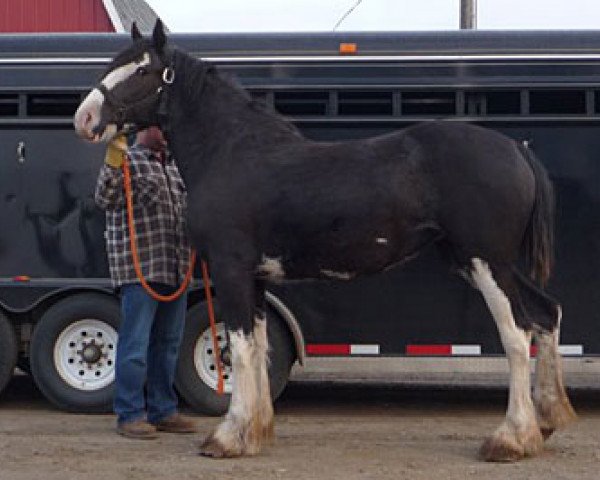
[532,312,577,439]
[471,258,543,462]
[199,329,262,457]
[254,315,274,442]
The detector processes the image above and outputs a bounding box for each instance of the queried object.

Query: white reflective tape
[451,345,481,356]
[558,345,583,356]
[350,344,380,355]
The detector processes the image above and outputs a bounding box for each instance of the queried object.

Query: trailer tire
[0,312,18,397]
[175,300,295,416]
[30,293,120,412]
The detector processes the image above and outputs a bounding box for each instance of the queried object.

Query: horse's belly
[257,235,410,283]
[257,215,442,283]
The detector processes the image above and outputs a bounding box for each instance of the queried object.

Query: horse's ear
[131,22,142,41]
[152,19,167,53]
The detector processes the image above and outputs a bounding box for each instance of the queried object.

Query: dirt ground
[1,375,600,480]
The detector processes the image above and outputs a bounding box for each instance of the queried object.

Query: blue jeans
[114,282,187,425]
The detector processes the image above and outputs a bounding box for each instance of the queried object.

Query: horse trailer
[1,31,599,413]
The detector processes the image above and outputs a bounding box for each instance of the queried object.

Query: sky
[145,0,600,33]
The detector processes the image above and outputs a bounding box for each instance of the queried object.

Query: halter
[155,51,212,144]
[156,57,175,139]
[94,52,176,134]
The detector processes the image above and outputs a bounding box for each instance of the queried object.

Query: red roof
[0,0,114,33]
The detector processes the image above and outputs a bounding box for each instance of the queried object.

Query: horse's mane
[171,48,303,139]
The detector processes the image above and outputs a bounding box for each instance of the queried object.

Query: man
[95,126,196,439]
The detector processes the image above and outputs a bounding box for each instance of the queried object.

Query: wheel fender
[265,291,305,366]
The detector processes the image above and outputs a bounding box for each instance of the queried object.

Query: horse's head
[74,20,171,143]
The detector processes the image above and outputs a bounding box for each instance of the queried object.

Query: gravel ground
[1,374,600,480]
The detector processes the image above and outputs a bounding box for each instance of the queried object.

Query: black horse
[74,21,575,461]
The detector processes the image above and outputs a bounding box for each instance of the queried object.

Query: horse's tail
[517,141,555,285]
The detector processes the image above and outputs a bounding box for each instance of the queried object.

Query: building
[0,0,164,33]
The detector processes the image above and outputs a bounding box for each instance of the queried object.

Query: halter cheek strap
[156,53,214,144]
[156,56,176,141]
[162,66,175,84]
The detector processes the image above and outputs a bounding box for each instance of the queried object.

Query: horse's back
[202,120,538,277]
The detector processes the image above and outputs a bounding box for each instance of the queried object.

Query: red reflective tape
[306,344,351,355]
[406,344,452,355]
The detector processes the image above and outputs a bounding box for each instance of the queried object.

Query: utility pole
[460,0,477,29]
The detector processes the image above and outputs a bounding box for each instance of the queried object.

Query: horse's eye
[136,67,148,76]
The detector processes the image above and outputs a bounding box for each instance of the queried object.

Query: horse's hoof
[479,435,524,463]
[479,425,543,462]
[198,434,240,458]
[521,426,544,457]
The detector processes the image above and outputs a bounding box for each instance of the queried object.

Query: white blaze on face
[73,53,151,142]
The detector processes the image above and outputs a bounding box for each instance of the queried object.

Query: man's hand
[104,135,128,169]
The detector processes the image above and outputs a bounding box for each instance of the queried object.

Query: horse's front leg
[199,262,262,458]
[253,280,275,443]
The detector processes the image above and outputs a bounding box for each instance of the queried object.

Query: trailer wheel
[30,293,120,412]
[175,301,295,416]
[0,312,18,397]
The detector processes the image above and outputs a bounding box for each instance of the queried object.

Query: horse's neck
[167,53,303,186]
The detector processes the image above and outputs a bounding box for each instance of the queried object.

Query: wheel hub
[53,319,118,391]
[220,346,232,367]
[80,339,103,364]
[193,322,233,394]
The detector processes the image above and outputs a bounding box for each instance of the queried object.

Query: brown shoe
[154,413,197,434]
[117,419,158,440]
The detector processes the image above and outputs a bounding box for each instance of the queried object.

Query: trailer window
[593,91,600,114]
[0,94,19,116]
[338,91,393,116]
[401,91,456,116]
[26,93,81,117]
[466,91,521,115]
[529,90,586,115]
[274,91,329,116]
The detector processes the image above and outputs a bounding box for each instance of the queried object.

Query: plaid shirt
[94,145,192,288]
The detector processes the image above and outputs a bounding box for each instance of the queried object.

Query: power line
[333,0,364,31]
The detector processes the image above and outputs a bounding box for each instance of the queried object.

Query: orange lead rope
[122,154,194,302]
[122,151,225,395]
[201,261,225,395]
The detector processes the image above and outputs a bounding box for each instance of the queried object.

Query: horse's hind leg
[533,323,577,439]
[511,272,577,438]
[469,258,543,462]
